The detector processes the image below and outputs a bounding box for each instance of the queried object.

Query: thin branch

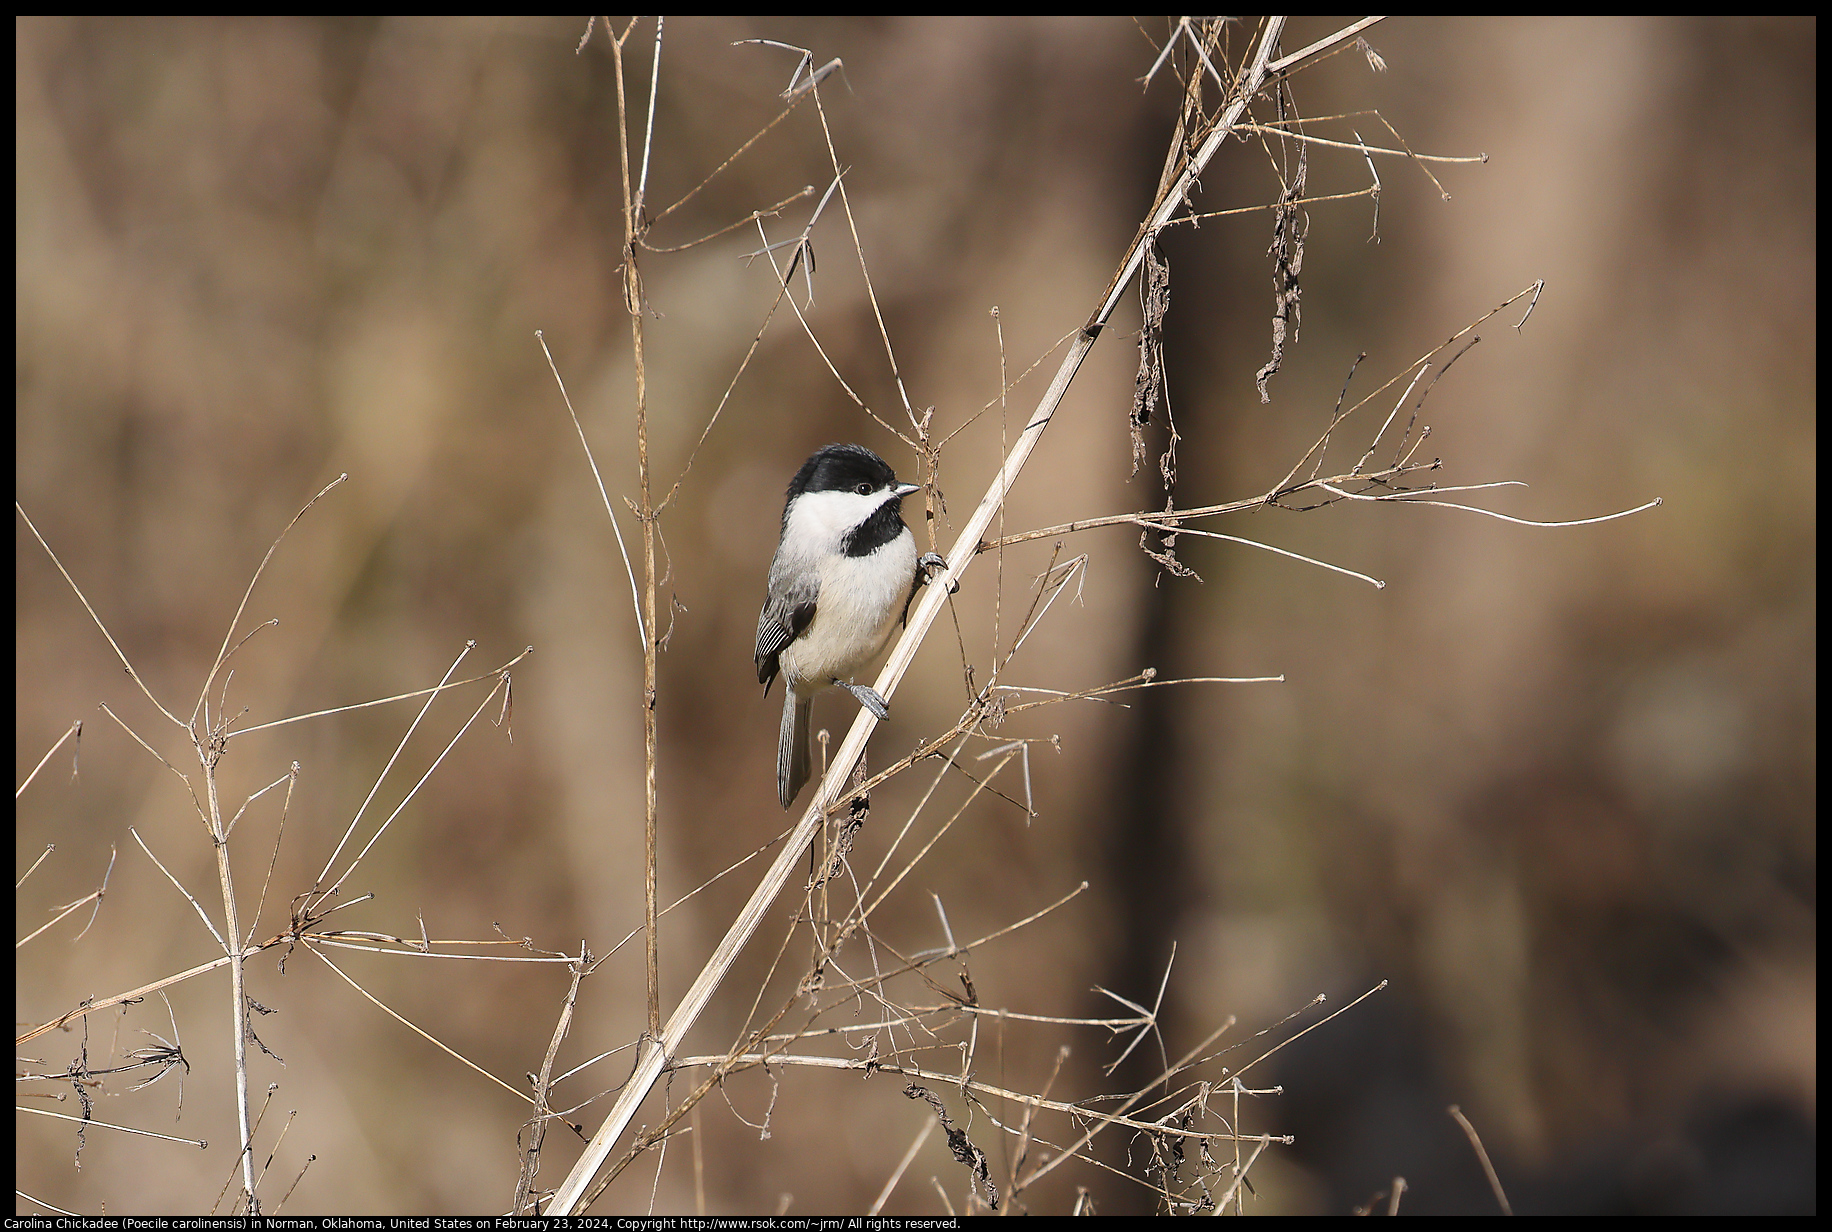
[18,952,249,1046]
[1168,185,1377,227]
[641,186,814,255]
[1449,1105,1514,1215]
[753,183,910,444]
[130,827,228,954]
[514,949,592,1214]
[1321,484,1664,528]
[17,503,184,728]
[1266,16,1388,76]
[17,720,82,799]
[1131,522,1386,589]
[19,1104,207,1149]
[633,17,663,221]
[192,475,348,730]
[309,643,482,903]
[226,647,531,738]
[1214,980,1388,1080]
[16,844,56,890]
[314,654,509,907]
[16,888,97,949]
[304,942,535,1107]
[665,1053,1276,1146]
[870,1119,934,1215]
[1234,122,1485,164]
[540,329,646,651]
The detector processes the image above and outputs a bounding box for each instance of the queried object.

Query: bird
[755,443,945,808]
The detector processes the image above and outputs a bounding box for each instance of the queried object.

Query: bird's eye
[857,482,873,495]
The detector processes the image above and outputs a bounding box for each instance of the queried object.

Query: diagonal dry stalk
[545,15,1308,1214]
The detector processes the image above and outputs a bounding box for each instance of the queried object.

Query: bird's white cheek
[786,489,888,546]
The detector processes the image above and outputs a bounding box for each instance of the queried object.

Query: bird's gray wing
[756,575,819,691]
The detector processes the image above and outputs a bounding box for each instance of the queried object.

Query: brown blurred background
[16,16,1814,1216]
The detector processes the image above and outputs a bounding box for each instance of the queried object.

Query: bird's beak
[893,481,921,498]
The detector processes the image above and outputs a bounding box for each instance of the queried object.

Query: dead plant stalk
[603,15,664,1043]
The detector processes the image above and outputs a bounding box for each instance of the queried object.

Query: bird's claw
[838,680,892,720]
[918,552,959,594]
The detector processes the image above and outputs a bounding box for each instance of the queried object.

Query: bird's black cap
[783,443,901,513]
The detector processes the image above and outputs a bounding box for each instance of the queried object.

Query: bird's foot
[917,552,958,594]
[837,680,891,720]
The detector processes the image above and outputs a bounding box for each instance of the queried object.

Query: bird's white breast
[777,489,916,694]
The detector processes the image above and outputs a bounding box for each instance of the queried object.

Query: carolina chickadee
[756,443,943,809]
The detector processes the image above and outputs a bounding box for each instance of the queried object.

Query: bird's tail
[778,690,812,809]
